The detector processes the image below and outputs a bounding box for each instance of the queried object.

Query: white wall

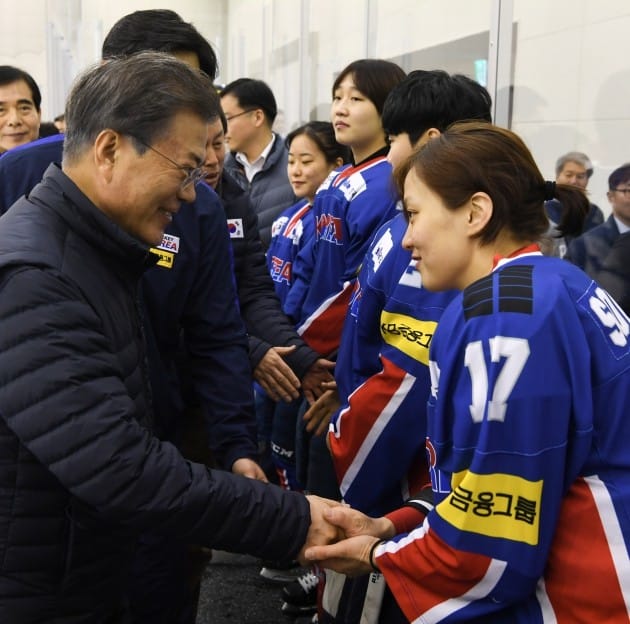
[0,5,51,116]
[510,0,630,213]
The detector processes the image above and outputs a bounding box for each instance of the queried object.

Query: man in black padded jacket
[0,53,338,624]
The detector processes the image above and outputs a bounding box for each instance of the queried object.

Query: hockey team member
[310,70,492,624]
[282,59,406,357]
[265,121,349,491]
[305,121,630,623]
[278,58,405,617]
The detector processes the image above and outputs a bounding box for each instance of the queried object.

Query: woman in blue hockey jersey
[264,121,349,492]
[282,59,406,356]
[267,121,349,309]
[305,122,630,623]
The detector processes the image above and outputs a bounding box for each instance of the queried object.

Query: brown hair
[394,121,588,245]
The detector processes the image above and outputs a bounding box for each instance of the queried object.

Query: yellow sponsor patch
[438,470,542,545]
[379,311,436,365]
[150,248,174,269]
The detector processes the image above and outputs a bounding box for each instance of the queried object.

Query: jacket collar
[29,163,157,278]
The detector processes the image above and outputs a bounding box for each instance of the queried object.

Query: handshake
[299,495,396,577]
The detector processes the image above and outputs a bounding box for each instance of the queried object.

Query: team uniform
[267,198,314,305]
[283,150,399,356]
[262,198,315,490]
[375,251,630,623]
[321,214,454,623]
[331,213,456,517]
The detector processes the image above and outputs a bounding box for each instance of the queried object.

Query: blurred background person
[0,65,41,154]
[544,150,603,257]
[220,78,296,248]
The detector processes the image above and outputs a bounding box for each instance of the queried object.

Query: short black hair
[332,59,406,116]
[102,9,218,79]
[220,78,278,126]
[609,164,630,190]
[0,65,42,111]
[382,70,492,145]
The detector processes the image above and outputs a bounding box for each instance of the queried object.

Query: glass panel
[510,0,630,214]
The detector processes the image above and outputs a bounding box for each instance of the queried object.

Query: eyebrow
[0,98,35,106]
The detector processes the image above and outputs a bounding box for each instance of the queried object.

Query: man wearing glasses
[567,163,630,278]
[0,51,340,624]
[220,78,296,248]
[0,10,269,624]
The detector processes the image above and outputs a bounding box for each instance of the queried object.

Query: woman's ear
[467,191,493,235]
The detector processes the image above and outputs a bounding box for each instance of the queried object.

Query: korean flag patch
[227,218,244,239]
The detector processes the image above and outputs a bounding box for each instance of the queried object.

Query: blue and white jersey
[377,253,630,623]
[283,155,399,356]
[331,213,455,515]
[266,198,313,307]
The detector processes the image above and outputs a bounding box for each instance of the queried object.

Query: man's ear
[252,108,266,128]
[467,191,493,236]
[93,129,122,182]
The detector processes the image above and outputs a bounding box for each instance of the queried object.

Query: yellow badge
[437,470,542,545]
[150,248,174,269]
[379,311,436,365]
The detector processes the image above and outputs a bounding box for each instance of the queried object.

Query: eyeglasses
[611,188,630,196]
[224,108,256,123]
[131,136,205,189]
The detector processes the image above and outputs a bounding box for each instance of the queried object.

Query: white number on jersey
[464,337,530,423]
[589,287,629,348]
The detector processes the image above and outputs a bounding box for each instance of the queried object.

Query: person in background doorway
[595,229,630,314]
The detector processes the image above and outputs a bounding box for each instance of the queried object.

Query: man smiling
[0,65,41,154]
[0,52,339,624]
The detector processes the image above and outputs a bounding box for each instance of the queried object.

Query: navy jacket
[545,198,604,237]
[224,133,296,248]
[220,170,319,378]
[0,165,311,622]
[0,135,256,470]
[565,214,621,278]
[595,230,630,314]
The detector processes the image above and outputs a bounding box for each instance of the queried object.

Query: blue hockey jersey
[266,198,313,306]
[330,213,456,516]
[376,252,630,623]
[283,153,399,356]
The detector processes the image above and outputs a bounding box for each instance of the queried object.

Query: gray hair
[555,151,594,178]
[63,51,220,162]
